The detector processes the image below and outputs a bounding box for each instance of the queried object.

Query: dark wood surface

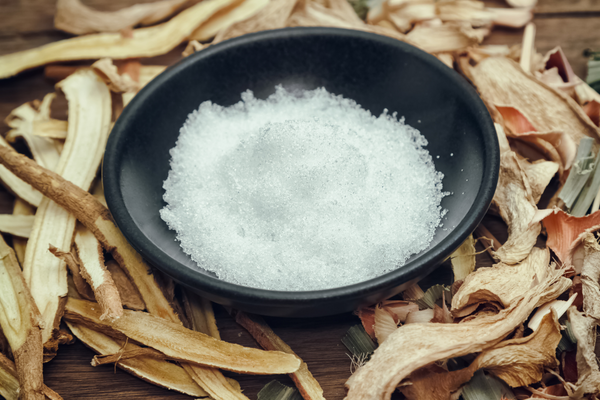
[0,1,598,399]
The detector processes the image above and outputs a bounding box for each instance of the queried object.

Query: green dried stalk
[559,137,595,208]
[342,325,377,359]
[257,381,303,400]
[461,371,515,400]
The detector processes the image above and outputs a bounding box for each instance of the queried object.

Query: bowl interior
[103,27,498,317]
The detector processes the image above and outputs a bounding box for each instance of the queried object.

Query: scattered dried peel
[541,208,600,266]
[22,69,111,357]
[578,232,600,320]
[0,0,238,79]
[65,321,207,397]
[233,310,325,400]
[55,0,189,35]
[452,248,570,317]
[387,3,436,33]
[0,215,34,238]
[528,293,577,332]
[345,260,566,400]
[488,7,532,28]
[517,158,559,204]
[567,308,600,396]
[64,298,301,375]
[373,306,398,344]
[469,57,600,150]
[490,126,541,264]
[0,235,44,400]
[450,234,476,282]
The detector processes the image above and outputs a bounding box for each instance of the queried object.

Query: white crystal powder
[160,87,445,291]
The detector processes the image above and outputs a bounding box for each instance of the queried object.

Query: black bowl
[103,27,499,317]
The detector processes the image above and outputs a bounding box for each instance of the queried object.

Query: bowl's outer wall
[104,27,499,317]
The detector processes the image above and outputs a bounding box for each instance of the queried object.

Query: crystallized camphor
[160,87,445,291]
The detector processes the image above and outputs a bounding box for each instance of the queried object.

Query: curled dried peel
[0,235,44,400]
[0,215,34,238]
[517,158,559,204]
[469,57,600,150]
[451,248,570,317]
[65,299,301,375]
[23,69,111,356]
[233,311,325,400]
[567,308,600,396]
[0,0,238,79]
[344,259,567,400]
[65,321,207,397]
[579,233,600,320]
[450,234,476,281]
[55,0,189,35]
[92,59,139,93]
[541,208,600,266]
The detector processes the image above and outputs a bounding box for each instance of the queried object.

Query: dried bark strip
[23,69,111,358]
[65,321,208,397]
[65,298,301,374]
[105,260,145,310]
[55,0,189,35]
[0,235,44,400]
[0,0,238,79]
[91,347,166,366]
[182,291,247,400]
[49,245,95,302]
[233,310,325,400]
[0,352,62,400]
[567,308,600,396]
[74,224,123,321]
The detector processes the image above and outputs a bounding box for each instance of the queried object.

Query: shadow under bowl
[103,27,499,318]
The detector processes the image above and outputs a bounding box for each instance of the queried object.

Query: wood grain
[0,0,598,399]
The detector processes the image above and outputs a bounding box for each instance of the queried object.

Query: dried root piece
[0,353,62,400]
[12,199,35,266]
[182,40,207,57]
[488,7,532,29]
[55,0,189,35]
[345,260,567,400]
[0,235,44,400]
[65,321,208,397]
[469,57,600,149]
[91,347,166,366]
[105,261,145,311]
[233,310,325,400]
[4,93,62,171]
[65,298,301,375]
[505,0,536,7]
[190,0,270,41]
[72,224,123,321]
[49,245,95,302]
[0,214,34,238]
[0,0,238,79]
[180,291,246,400]
[22,69,111,358]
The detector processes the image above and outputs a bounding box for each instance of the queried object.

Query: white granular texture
[161,87,445,291]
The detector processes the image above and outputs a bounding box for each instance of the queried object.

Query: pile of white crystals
[160,87,446,291]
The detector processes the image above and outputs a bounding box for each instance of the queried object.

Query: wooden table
[0,1,599,399]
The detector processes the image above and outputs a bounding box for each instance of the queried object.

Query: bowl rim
[103,26,499,310]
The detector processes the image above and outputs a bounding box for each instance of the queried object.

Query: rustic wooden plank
[535,0,600,14]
